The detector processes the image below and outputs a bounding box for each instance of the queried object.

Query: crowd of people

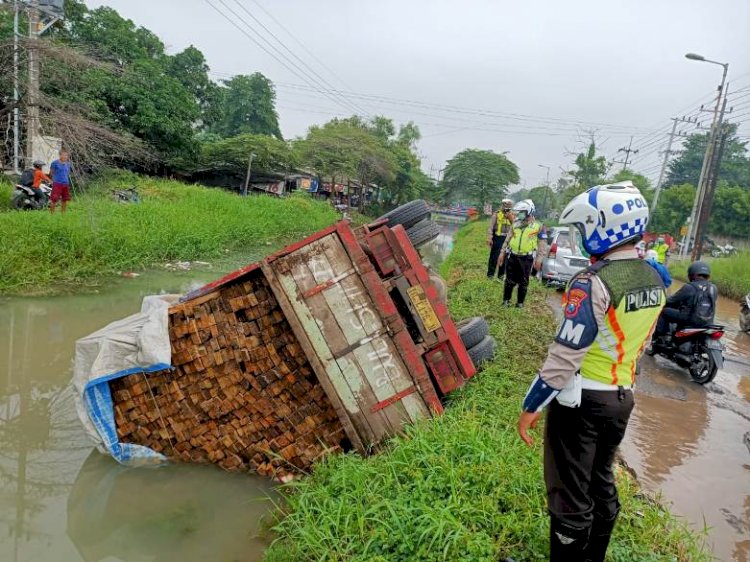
[482,181,718,561]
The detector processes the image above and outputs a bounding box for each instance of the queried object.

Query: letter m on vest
[559,319,585,346]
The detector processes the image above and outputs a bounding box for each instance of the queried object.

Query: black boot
[584,512,618,562]
[550,518,589,561]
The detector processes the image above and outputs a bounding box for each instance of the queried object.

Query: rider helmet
[512,199,535,224]
[687,261,711,280]
[32,160,45,169]
[559,180,649,257]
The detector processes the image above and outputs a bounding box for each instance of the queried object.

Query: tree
[665,125,750,188]
[167,46,221,129]
[610,169,654,205]
[211,74,282,139]
[441,149,519,207]
[649,183,695,235]
[295,119,397,209]
[565,142,609,197]
[193,133,295,177]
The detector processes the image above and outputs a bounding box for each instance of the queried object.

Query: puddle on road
[0,267,276,562]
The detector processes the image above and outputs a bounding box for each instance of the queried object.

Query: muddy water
[0,268,276,562]
[620,282,750,562]
[548,281,750,561]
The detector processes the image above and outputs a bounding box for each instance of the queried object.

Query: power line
[228,0,369,116]
[203,0,364,116]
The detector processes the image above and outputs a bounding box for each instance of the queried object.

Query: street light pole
[680,52,729,260]
[538,164,551,219]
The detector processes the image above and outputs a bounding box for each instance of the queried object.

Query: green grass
[263,220,709,561]
[0,174,13,211]
[0,171,339,295]
[669,252,750,300]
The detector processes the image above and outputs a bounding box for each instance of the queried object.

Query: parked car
[540,227,590,288]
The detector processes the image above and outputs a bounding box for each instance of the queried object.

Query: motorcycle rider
[487,199,514,280]
[517,181,666,561]
[653,261,717,341]
[31,160,50,203]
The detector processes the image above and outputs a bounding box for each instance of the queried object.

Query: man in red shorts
[49,149,72,213]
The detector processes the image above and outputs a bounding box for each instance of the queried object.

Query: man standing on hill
[517,181,666,561]
[487,199,514,280]
[49,149,72,214]
[501,199,546,308]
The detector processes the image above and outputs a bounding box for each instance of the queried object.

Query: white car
[540,228,591,288]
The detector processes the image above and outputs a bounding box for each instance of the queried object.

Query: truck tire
[468,335,496,368]
[456,317,489,349]
[406,219,441,247]
[379,199,430,229]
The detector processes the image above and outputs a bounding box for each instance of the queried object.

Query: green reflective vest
[654,243,669,264]
[579,260,666,386]
[509,221,543,255]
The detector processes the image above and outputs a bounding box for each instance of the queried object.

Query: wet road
[549,283,750,561]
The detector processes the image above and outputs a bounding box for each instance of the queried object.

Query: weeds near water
[0,172,339,294]
[264,221,711,562]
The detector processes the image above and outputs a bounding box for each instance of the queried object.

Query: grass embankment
[264,221,709,561]
[669,253,750,300]
[0,172,339,295]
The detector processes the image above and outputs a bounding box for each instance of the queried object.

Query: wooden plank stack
[109,270,347,479]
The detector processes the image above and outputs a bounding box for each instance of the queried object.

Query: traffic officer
[487,198,514,280]
[501,199,546,308]
[516,181,666,561]
[653,236,669,264]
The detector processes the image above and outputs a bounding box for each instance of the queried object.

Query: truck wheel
[468,335,496,368]
[379,199,430,229]
[456,317,489,349]
[406,218,441,247]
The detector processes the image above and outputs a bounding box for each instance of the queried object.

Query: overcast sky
[89,0,750,188]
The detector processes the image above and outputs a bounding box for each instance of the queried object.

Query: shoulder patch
[556,278,598,350]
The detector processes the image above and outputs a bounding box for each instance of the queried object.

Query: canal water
[0,267,276,562]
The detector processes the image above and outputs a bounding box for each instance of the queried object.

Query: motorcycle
[646,324,725,384]
[710,243,737,258]
[11,181,51,210]
[740,294,750,333]
[112,186,140,204]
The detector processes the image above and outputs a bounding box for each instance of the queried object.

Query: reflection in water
[0,268,276,561]
[420,214,463,269]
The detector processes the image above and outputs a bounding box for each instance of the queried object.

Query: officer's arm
[488,213,497,238]
[522,275,607,412]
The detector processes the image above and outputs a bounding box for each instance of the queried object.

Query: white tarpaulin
[73,294,180,465]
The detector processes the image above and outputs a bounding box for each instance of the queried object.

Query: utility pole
[615,136,639,171]
[651,116,695,214]
[25,0,40,167]
[242,152,256,196]
[680,56,729,259]
[692,94,729,261]
[12,0,20,173]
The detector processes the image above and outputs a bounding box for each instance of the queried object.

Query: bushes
[263,221,709,562]
[0,173,338,294]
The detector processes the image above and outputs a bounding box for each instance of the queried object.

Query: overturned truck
[74,203,493,479]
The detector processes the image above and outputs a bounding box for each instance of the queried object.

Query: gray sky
[89,0,750,188]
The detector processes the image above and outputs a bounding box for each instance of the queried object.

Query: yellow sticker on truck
[407,285,441,332]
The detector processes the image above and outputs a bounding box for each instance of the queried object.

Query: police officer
[516,181,666,561]
[502,199,546,308]
[487,199,514,280]
[653,236,669,265]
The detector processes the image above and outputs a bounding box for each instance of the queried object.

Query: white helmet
[559,181,648,256]
[512,199,535,223]
[645,249,658,261]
